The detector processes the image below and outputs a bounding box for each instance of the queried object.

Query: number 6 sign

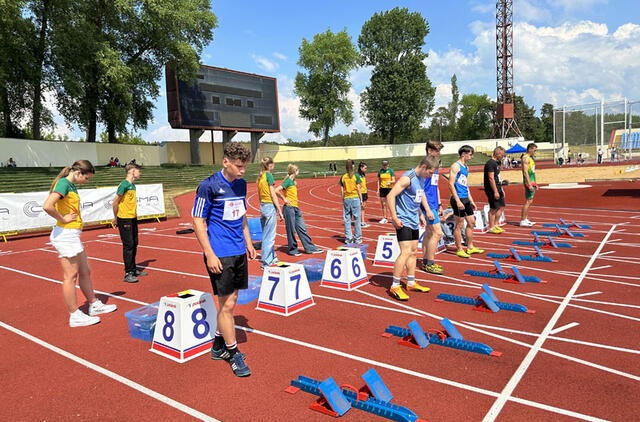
[321,247,369,291]
[150,289,218,363]
[256,263,314,316]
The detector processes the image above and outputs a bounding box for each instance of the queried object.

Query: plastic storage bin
[248,217,262,242]
[345,243,369,262]
[299,258,325,283]
[237,275,262,305]
[125,302,159,342]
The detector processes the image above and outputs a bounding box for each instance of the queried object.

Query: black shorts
[379,188,391,198]
[203,253,248,296]
[485,190,505,209]
[396,226,419,242]
[362,193,368,202]
[451,197,474,217]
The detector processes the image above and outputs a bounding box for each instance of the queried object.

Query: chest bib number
[431,174,439,186]
[223,199,246,221]
[458,174,468,187]
[414,189,424,203]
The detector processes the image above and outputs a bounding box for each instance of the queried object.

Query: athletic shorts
[485,190,506,209]
[379,188,391,198]
[204,253,248,297]
[396,226,419,242]
[362,193,368,202]
[525,186,536,200]
[49,226,84,258]
[450,197,474,217]
[426,207,440,225]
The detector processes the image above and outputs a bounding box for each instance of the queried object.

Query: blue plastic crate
[248,217,262,242]
[238,275,262,305]
[299,258,325,283]
[345,243,369,262]
[124,302,159,342]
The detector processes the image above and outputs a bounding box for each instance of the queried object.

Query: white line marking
[0,321,220,422]
[483,224,617,421]
[549,322,580,335]
[597,251,615,256]
[590,265,612,271]
[572,291,602,298]
[313,294,421,316]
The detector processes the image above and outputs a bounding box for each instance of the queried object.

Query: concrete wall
[0,137,166,167]
[165,141,253,165]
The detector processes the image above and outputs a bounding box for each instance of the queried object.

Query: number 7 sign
[256,263,314,316]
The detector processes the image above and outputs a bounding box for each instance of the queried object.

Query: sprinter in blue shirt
[386,155,439,301]
[192,142,256,377]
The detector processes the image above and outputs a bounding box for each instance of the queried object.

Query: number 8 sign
[321,247,369,291]
[256,263,314,316]
[150,289,218,363]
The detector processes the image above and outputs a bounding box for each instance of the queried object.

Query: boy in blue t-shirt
[421,141,445,274]
[192,143,256,377]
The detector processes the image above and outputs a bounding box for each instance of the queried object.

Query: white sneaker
[520,220,534,227]
[89,299,117,316]
[379,218,388,224]
[361,222,370,227]
[69,310,100,327]
[525,219,536,225]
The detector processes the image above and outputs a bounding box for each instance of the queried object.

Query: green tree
[358,7,435,144]
[295,29,359,146]
[540,103,554,142]
[513,95,542,141]
[457,94,495,140]
[448,74,460,130]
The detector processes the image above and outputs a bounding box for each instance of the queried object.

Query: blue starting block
[531,227,584,238]
[384,319,501,356]
[543,219,591,229]
[248,217,262,242]
[513,234,572,248]
[436,283,535,314]
[289,370,423,422]
[464,260,543,283]
[488,247,552,262]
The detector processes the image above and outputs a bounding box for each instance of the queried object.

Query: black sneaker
[229,352,251,377]
[135,269,148,276]
[211,346,246,361]
[123,272,139,283]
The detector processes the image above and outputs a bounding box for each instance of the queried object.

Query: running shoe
[88,299,117,316]
[211,346,246,361]
[407,281,431,292]
[390,285,409,301]
[361,223,370,228]
[289,252,302,257]
[496,226,506,233]
[422,263,443,274]
[124,272,139,283]
[308,249,324,254]
[135,269,148,276]
[456,250,471,258]
[520,220,534,227]
[466,247,485,255]
[229,352,251,377]
[69,310,100,327]
[525,219,536,225]
[488,227,502,234]
[379,218,388,224]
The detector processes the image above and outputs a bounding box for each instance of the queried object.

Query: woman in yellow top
[275,164,323,256]
[357,162,369,228]
[339,159,363,244]
[520,143,538,227]
[43,160,117,327]
[256,157,284,268]
[377,160,395,223]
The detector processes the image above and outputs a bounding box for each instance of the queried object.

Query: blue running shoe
[230,352,251,377]
[211,346,245,361]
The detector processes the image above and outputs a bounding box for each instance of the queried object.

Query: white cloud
[273,52,287,61]
[252,54,278,72]
[550,0,608,11]
[147,125,192,142]
[518,0,552,23]
[470,2,494,14]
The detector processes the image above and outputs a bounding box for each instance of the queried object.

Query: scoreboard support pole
[189,129,204,165]
[222,130,238,155]
[251,132,265,163]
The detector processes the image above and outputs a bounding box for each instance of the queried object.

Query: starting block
[531,226,584,238]
[384,318,501,356]
[150,289,217,363]
[321,247,368,290]
[513,234,572,248]
[436,283,535,314]
[543,218,591,229]
[488,247,552,262]
[464,260,544,283]
[256,262,314,316]
[482,204,506,228]
[473,209,488,233]
[289,369,423,422]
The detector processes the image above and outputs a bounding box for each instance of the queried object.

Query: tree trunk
[323,125,330,146]
[86,0,104,143]
[32,0,50,141]
[389,129,395,144]
[107,121,117,143]
[1,85,15,137]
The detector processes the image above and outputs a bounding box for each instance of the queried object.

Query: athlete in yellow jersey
[377,160,395,223]
[275,164,322,256]
[256,157,283,267]
[43,160,117,327]
[520,143,538,227]
[113,162,148,283]
[340,159,363,243]
[357,162,369,228]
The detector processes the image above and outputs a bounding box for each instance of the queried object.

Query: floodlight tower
[493,0,523,139]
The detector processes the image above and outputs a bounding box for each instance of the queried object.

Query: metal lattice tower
[493,0,522,138]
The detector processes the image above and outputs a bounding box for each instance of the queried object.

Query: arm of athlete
[522,155,532,189]
[488,171,500,199]
[386,176,410,229]
[192,216,222,274]
[274,184,290,206]
[448,164,464,210]
[242,215,257,259]
[43,193,76,224]
[111,193,122,228]
[269,184,284,220]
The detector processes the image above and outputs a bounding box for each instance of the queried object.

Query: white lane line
[313,294,421,316]
[463,321,640,355]
[572,291,602,298]
[0,321,220,422]
[96,239,203,255]
[483,224,617,422]
[549,322,580,335]
[597,251,615,256]
[590,265,612,271]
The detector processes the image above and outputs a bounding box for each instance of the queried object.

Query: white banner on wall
[0,184,165,232]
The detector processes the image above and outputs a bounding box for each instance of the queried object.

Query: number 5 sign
[150,289,218,363]
[321,247,369,291]
[256,263,314,316]
[373,234,400,267]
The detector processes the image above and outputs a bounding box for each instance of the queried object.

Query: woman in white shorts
[43,160,117,327]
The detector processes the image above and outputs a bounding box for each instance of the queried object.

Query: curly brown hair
[223,142,251,162]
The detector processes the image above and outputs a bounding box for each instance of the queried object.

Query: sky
[50,0,640,143]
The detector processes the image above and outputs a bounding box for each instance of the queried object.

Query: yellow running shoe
[422,263,443,274]
[407,281,431,292]
[390,285,409,301]
[497,226,506,232]
[456,250,471,258]
[488,227,502,234]
[467,247,485,255]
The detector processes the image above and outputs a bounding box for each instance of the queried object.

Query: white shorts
[50,226,84,258]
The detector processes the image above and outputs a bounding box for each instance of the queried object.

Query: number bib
[458,174,468,187]
[431,174,439,186]
[414,189,424,203]
[223,199,246,221]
